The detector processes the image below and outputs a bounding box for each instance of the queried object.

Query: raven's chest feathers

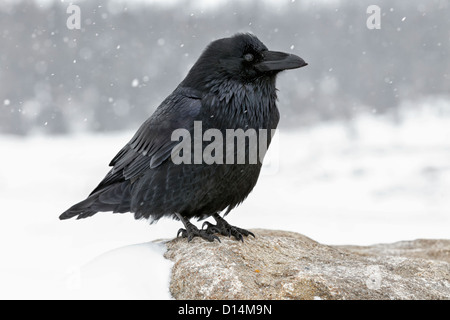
[201,78,280,132]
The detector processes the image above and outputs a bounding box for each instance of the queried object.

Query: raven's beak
[255,51,308,72]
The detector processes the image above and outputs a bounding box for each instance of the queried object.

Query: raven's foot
[202,213,255,242]
[175,213,220,242]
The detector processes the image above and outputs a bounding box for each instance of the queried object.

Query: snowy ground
[1,105,449,299]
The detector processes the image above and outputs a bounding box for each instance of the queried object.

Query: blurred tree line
[0,0,449,135]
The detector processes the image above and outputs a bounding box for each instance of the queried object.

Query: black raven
[60,33,307,242]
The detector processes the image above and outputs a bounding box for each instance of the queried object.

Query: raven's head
[181,33,307,91]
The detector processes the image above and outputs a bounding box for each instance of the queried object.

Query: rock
[338,239,450,263]
[164,229,450,300]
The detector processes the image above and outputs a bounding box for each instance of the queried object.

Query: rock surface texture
[164,229,450,300]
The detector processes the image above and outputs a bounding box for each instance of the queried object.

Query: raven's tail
[59,182,132,220]
[59,195,99,220]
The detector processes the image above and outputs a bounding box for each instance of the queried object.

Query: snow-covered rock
[164,229,450,300]
[73,241,173,299]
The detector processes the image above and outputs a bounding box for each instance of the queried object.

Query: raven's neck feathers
[179,76,279,131]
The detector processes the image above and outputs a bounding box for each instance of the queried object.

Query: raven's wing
[59,89,202,220]
[89,90,202,196]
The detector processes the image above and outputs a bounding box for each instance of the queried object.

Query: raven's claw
[176,213,220,242]
[177,227,220,242]
[202,214,255,242]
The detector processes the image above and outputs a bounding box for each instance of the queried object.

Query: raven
[60,33,307,242]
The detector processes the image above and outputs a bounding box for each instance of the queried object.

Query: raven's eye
[243,53,254,62]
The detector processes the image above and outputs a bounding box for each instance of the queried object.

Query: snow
[1,106,449,299]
